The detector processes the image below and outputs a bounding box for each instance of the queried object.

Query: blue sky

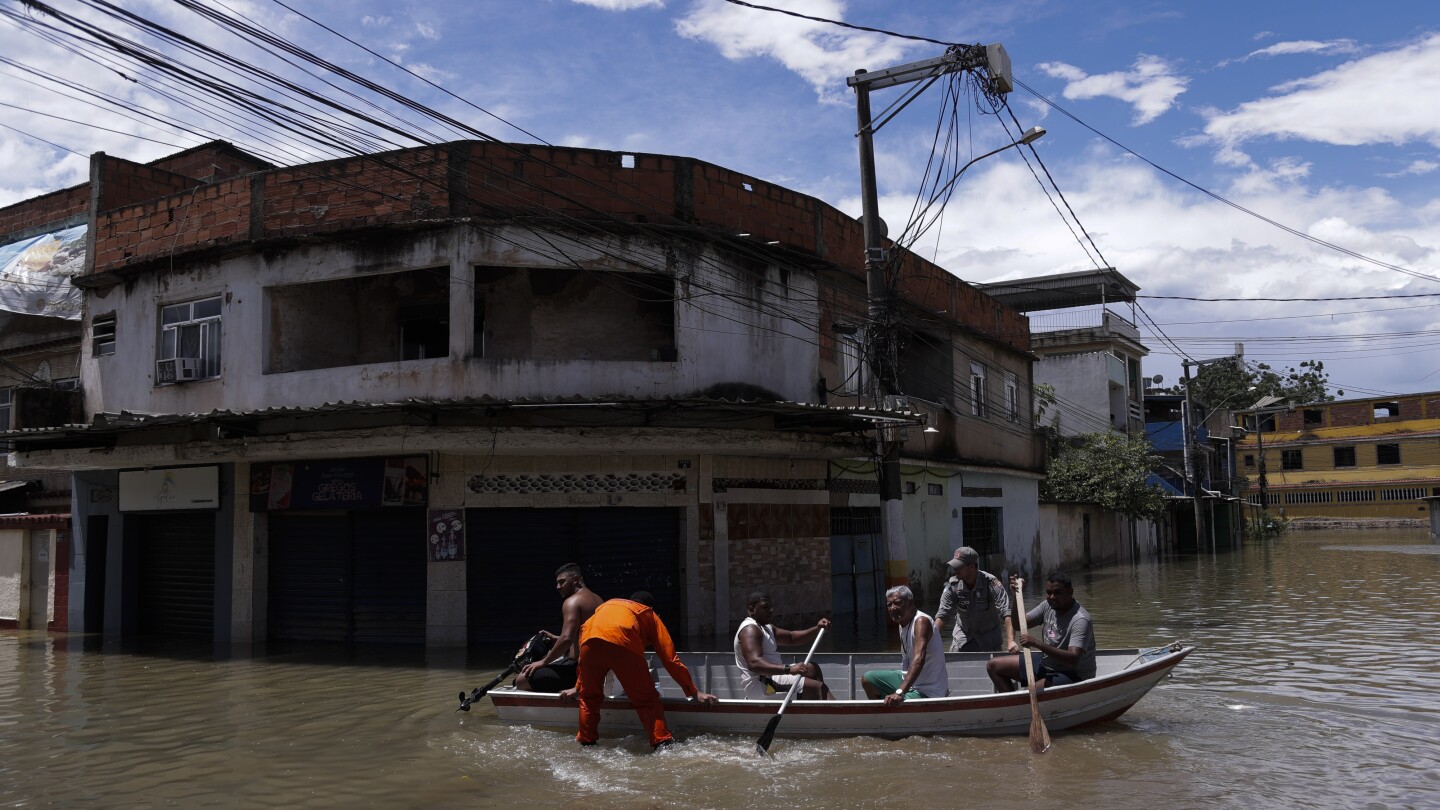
[2,0,1439,399]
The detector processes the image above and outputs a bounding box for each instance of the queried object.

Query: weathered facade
[7,140,1042,647]
[1239,392,1440,520]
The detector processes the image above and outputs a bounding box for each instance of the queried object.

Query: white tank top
[733,616,781,692]
[901,610,950,698]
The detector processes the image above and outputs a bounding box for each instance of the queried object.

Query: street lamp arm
[927,127,1045,204]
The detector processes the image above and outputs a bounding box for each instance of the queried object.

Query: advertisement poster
[427,508,465,562]
[248,456,427,511]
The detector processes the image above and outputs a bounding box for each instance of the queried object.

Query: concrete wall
[1034,352,1115,437]
[0,529,21,622]
[1035,503,1137,575]
[82,224,821,416]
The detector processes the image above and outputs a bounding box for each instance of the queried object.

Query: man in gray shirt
[986,571,1096,691]
[934,546,1015,653]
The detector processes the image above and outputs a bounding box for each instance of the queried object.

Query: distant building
[1238,392,1440,520]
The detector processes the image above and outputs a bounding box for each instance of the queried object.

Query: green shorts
[861,669,924,699]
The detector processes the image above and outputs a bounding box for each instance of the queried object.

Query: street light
[926,126,1046,203]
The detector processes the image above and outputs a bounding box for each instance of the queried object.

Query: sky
[2,0,1439,400]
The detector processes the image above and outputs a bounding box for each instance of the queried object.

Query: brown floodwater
[2,528,1437,808]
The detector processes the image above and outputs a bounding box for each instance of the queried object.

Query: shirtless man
[516,563,604,692]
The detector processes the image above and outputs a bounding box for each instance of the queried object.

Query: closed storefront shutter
[466,508,680,644]
[131,512,216,639]
[351,508,426,644]
[268,509,426,644]
[268,513,350,642]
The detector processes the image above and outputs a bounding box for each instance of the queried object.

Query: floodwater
[2,529,1438,809]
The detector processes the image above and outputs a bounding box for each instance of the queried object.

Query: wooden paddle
[1013,578,1052,753]
[755,626,825,756]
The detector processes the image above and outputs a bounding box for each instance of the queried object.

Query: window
[961,507,1002,557]
[837,331,872,395]
[159,296,222,380]
[1333,446,1356,468]
[1243,454,1255,468]
[1282,449,1303,470]
[1004,372,1019,422]
[397,300,449,361]
[927,483,943,496]
[1373,401,1400,419]
[1376,443,1401,465]
[1303,409,1323,427]
[969,362,987,417]
[92,317,116,357]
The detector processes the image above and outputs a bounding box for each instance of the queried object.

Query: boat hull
[489,644,1192,739]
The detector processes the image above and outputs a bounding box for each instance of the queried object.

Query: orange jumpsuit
[574,598,699,746]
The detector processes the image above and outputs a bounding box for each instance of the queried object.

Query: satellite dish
[1151,374,1164,384]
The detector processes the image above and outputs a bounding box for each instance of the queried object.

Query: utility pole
[848,44,1016,590]
[1181,361,1205,551]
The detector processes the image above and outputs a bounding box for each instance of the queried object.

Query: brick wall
[51,529,70,632]
[151,142,271,181]
[724,502,830,629]
[0,185,88,241]
[95,155,205,212]
[85,140,1031,353]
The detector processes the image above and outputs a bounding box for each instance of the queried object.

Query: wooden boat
[489,643,1193,739]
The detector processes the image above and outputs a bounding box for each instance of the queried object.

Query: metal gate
[466,508,681,644]
[129,512,216,639]
[829,507,883,618]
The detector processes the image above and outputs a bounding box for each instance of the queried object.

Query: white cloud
[846,143,1440,392]
[361,15,390,27]
[1219,38,1360,66]
[415,22,440,41]
[1383,159,1439,178]
[1036,54,1188,125]
[1204,34,1440,149]
[572,0,665,9]
[674,0,915,102]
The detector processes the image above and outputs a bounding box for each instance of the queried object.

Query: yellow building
[1237,393,1440,519]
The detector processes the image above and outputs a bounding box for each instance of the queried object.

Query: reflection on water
[2,529,1438,809]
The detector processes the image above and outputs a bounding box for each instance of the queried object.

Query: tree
[1040,431,1168,520]
[1180,357,1340,409]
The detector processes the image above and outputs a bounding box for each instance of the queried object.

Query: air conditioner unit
[156,357,202,383]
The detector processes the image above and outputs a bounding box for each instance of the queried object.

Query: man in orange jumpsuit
[559,592,718,748]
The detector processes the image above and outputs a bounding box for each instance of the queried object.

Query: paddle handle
[1013,580,1038,691]
[774,626,825,718]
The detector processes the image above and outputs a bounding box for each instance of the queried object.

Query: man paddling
[516,563,603,693]
[559,592,718,749]
[986,572,1096,692]
[933,546,1015,653]
[860,586,950,704]
[734,591,833,700]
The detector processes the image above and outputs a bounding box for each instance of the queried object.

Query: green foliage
[1180,357,1340,409]
[1033,382,1057,424]
[1041,431,1168,519]
[1244,510,1289,541]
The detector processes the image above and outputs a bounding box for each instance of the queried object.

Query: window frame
[1003,372,1019,422]
[837,330,872,396]
[1376,443,1401,465]
[1281,449,1303,471]
[158,295,223,381]
[969,362,987,417]
[1332,446,1356,468]
[92,316,116,357]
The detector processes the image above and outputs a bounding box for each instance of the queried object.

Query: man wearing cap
[934,546,1015,654]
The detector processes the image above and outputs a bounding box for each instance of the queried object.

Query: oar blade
[1029,711,1052,753]
[755,714,783,756]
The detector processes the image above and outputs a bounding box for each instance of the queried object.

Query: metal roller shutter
[268,509,426,645]
[131,512,216,639]
[351,508,426,644]
[466,508,680,644]
[268,513,350,642]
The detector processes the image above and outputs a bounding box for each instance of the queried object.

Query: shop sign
[119,466,220,512]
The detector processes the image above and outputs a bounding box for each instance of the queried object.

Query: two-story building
[4,140,1044,648]
[1238,392,1440,520]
